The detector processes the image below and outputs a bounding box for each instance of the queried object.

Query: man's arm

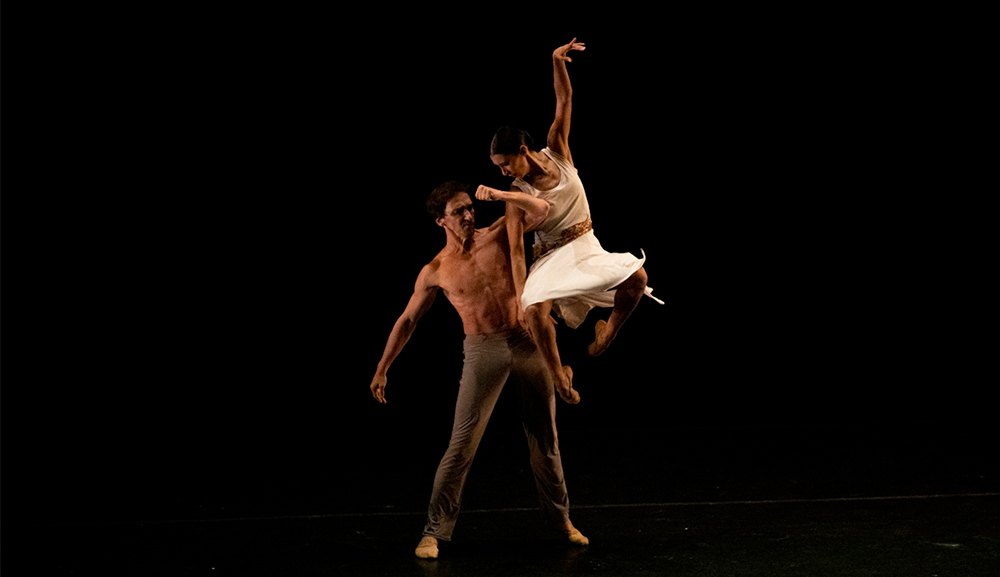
[370,264,439,403]
[547,38,585,165]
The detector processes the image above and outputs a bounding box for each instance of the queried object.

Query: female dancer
[477,38,663,404]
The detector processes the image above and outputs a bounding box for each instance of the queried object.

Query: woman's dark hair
[490,126,534,156]
[426,181,472,219]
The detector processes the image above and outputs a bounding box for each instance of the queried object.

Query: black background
[9,11,991,525]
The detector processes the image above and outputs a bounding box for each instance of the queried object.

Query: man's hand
[553,38,585,63]
[370,374,388,404]
[476,185,502,201]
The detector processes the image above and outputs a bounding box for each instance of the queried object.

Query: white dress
[514,148,663,329]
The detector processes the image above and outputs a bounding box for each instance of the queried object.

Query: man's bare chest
[438,244,510,298]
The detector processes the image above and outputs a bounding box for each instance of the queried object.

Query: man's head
[427,181,476,239]
[490,126,534,179]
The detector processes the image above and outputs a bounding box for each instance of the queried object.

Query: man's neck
[446,229,476,254]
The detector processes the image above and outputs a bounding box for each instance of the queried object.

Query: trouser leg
[509,330,571,530]
[423,337,510,541]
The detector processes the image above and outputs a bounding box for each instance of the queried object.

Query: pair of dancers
[369,39,662,559]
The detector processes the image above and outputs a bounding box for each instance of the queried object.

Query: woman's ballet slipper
[415,536,439,559]
[557,366,580,404]
[587,319,609,357]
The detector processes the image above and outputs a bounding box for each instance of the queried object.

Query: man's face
[491,149,529,180]
[437,193,476,238]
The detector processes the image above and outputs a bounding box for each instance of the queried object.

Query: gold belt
[533,217,593,260]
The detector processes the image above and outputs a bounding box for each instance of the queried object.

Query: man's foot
[564,522,589,546]
[415,536,439,559]
[587,320,610,357]
[556,366,580,404]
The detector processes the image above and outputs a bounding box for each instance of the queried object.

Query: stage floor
[9,423,999,575]
[13,494,1000,576]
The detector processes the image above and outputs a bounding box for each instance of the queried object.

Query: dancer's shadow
[415,556,453,577]
[414,538,590,576]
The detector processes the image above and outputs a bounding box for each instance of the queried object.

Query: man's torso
[431,221,520,335]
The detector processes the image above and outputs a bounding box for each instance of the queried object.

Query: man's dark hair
[427,181,472,219]
[490,126,534,156]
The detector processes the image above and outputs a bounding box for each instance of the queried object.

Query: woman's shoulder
[542,147,577,174]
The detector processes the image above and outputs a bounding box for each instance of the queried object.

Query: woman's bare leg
[524,300,580,404]
[588,267,648,357]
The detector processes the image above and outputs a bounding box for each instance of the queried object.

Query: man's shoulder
[416,254,446,287]
[482,215,508,236]
[424,254,446,274]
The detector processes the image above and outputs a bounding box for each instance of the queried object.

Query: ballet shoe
[587,320,609,357]
[415,536,439,559]
[563,522,590,546]
[557,366,580,404]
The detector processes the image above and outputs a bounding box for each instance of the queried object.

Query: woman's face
[491,149,530,180]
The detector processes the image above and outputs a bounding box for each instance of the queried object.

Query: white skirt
[521,230,664,329]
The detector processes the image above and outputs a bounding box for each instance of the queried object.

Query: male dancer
[369,181,588,559]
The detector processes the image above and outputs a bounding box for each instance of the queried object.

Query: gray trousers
[423,328,571,541]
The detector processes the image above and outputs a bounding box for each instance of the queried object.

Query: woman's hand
[553,38,586,63]
[476,185,503,201]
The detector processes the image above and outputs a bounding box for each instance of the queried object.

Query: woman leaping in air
[476,38,663,405]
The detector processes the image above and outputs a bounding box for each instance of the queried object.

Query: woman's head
[490,126,533,156]
[490,126,534,179]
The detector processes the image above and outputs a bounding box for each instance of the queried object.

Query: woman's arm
[476,185,550,231]
[505,202,528,320]
[547,38,586,164]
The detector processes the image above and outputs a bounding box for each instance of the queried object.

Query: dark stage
[7,14,994,577]
[9,423,1000,575]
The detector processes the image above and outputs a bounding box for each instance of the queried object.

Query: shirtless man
[370,181,588,559]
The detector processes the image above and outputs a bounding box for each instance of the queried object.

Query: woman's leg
[524,300,579,404]
[588,267,648,357]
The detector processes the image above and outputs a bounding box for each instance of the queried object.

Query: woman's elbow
[525,204,550,231]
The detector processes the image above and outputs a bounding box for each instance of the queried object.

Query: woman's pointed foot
[556,366,580,404]
[587,320,610,357]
